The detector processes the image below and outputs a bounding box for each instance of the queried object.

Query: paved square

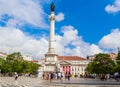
[0,76,120,87]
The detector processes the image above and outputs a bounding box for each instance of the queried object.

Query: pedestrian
[71,73,75,79]
[42,73,44,80]
[50,72,54,82]
[57,72,61,80]
[67,72,71,81]
[14,72,18,80]
[114,71,119,81]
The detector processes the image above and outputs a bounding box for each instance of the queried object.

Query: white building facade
[38,56,90,77]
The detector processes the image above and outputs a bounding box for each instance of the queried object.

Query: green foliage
[116,51,120,60]
[116,51,120,64]
[0,52,40,75]
[115,51,120,73]
[0,58,6,73]
[86,53,115,74]
[6,52,23,61]
[21,61,40,74]
[85,62,96,74]
[114,64,120,74]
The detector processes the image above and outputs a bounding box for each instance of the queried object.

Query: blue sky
[0,0,120,60]
[54,0,120,43]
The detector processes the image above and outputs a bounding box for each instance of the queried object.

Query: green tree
[21,61,40,74]
[6,52,23,61]
[5,52,40,75]
[30,62,40,74]
[85,62,96,74]
[5,52,23,73]
[116,50,120,64]
[115,50,120,73]
[86,53,115,74]
[0,58,6,73]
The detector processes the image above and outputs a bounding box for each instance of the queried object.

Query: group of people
[42,72,63,80]
[42,72,71,81]
[100,72,119,81]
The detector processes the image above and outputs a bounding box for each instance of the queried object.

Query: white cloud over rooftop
[55,25,103,57]
[0,27,48,59]
[0,25,103,59]
[99,29,120,49]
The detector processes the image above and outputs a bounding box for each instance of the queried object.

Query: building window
[72,68,74,71]
[81,68,83,71]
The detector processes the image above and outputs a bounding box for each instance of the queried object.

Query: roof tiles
[58,56,86,61]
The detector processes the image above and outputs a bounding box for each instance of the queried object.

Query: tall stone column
[48,11,55,54]
[45,3,58,63]
[39,3,59,75]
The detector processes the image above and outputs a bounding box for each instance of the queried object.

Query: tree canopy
[0,52,40,75]
[115,50,120,73]
[6,52,23,61]
[86,53,115,74]
[116,50,120,64]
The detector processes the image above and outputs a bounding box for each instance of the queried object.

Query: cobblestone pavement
[0,76,120,87]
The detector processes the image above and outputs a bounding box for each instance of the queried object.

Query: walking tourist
[114,71,119,81]
[67,72,71,81]
[14,72,18,80]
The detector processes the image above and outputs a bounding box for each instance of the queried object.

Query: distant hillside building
[0,52,33,61]
[22,55,33,61]
[109,53,117,60]
[87,55,96,61]
[0,52,7,59]
[87,53,117,61]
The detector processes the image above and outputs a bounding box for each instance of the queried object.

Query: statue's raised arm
[51,3,55,12]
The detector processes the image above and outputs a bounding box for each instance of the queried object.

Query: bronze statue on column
[51,2,55,12]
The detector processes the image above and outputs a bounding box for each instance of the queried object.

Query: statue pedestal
[45,53,58,62]
[44,53,58,72]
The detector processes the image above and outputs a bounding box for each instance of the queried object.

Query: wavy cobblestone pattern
[0,76,120,87]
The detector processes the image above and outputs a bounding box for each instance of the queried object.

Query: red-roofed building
[58,56,86,61]
[38,56,90,77]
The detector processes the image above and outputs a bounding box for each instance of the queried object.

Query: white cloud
[55,25,102,57]
[0,27,48,60]
[99,28,120,49]
[105,0,120,13]
[0,25,103,59]
[69,44,103,57]
[90,44,103,54]
[0,0,54,59]
[56,13,64,22]
[60,25,78,46]
[0,0,48,28]
[0,1,103,59]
